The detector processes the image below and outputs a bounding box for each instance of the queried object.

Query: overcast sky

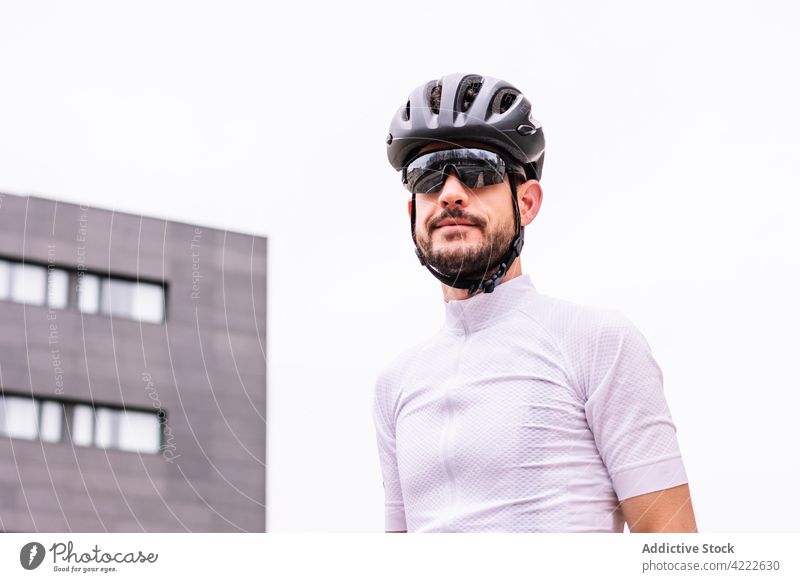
[1,1,799,532]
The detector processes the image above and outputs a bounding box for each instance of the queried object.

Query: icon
[20,542,46,570]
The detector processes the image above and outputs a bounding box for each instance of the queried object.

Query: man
[373,73,697,533]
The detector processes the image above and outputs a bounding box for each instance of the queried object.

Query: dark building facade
[0,191,266,532]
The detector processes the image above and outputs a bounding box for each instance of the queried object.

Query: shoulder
[519,290,640,349]
[519,291,653,396]
[373,332,443,400]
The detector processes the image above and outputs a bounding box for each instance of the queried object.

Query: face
[412,158,517,279]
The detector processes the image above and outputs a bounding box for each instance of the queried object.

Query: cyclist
[373,73,697,533]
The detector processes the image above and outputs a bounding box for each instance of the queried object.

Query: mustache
[428,208,487,234]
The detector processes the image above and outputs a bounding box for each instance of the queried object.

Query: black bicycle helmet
[386,73,545,295]
[386,73,545,180]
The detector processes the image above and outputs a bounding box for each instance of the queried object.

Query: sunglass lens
[456,167,505,190]
[404,148,508,193]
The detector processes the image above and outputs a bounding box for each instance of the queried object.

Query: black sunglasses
[402,148,526,194]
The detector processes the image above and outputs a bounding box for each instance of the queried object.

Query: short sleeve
[373,370,407,531]
[583,313,688,501]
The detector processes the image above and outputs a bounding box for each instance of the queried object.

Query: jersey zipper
[440,325,470,531]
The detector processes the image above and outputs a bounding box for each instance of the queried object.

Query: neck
[440,258,523,302]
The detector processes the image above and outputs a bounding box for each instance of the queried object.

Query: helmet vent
[457,75,484,113]
[403,99,411,121]
[428,82,442,115]
[491,89,519,114]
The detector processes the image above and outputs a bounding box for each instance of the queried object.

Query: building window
[94,408,161,453]
[71,404,95,447]
[11,263,47,305]
[0,258,165,323]
[0,260,10,300]
[97,278,165,324]
[77,273,100,314]
[0,395,39,440]
[39,400,64,443]
[0,393,163,455]
[72,404,162,453]
[0,396,67,443]
[78,275,165,323]
[47,268,69,309]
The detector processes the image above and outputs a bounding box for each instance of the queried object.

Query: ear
[408,198,413,218]
[517,180,543,227]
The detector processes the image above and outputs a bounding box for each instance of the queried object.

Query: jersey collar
[444,274,537,334]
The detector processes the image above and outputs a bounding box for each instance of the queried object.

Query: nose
[437,170,471,209]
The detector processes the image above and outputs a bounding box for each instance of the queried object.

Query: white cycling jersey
[373,274,688,532]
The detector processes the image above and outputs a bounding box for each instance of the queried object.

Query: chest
[394,329,587,476]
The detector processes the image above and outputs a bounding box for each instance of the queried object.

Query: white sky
[1,1,799,532]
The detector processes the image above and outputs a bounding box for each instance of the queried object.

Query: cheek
[482,192,514,227]
[413,198,437,229]
[415,196,438,214]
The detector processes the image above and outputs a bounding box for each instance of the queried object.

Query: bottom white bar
[1,533,796,581]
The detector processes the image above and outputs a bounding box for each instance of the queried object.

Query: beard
[415,208,515,279]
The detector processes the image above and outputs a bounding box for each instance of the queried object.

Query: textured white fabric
[373,275,688,532]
